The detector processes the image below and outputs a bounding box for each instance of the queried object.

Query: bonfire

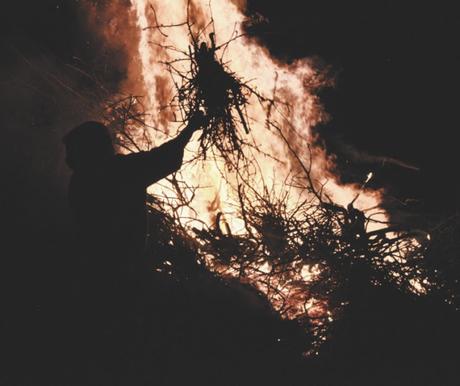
[94,3,456,354]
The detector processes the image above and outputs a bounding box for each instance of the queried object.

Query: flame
[82,0,430,344]
[365,172,373,184]
[127,0,387,324]
[127,0,385,231]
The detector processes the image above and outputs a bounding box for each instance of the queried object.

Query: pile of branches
[193,183,437,350]
[101,91,445,353]
[102,90,457,354]
[143,193,313,355]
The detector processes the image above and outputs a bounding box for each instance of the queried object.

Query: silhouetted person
[64,113,204,272]
[63,113,204,383]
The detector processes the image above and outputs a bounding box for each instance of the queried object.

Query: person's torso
[69,156,148,259]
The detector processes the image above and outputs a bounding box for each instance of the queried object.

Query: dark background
[245,0,459,218]
[1,1,459,385]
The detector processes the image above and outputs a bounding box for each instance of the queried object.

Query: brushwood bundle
[170,31,263,166]
[153,22,268,168]
[146,3,277,165]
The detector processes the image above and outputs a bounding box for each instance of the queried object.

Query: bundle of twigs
[146,2,272,167]
[174,31,255,165]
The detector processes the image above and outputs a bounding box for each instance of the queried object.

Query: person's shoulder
[115,151,150,163]
[113,152,152,177]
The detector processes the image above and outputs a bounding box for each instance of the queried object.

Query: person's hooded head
[63,121,115,171]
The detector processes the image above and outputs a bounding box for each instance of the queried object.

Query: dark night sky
[245,1,460,217]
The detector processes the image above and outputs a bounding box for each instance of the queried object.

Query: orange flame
[126,0,391,323]
[127,0,386,232]
[83,0,431,342]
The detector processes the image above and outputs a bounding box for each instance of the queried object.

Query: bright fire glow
[84,0,429,343]
[124,0,390,329]
[129,0,386,231]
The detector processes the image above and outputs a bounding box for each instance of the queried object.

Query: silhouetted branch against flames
[191,175,440,350]
[147,1,279,169]
[103,95,159,152]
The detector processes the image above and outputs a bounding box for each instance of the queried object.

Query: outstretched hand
[187,110,207,131]
[175,110,207,147]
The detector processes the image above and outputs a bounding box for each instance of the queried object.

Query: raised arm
[121,112,206,187]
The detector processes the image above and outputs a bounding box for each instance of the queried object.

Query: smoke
[229,0,247,12]
[327,136,420,171]
[81,0,144,93]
